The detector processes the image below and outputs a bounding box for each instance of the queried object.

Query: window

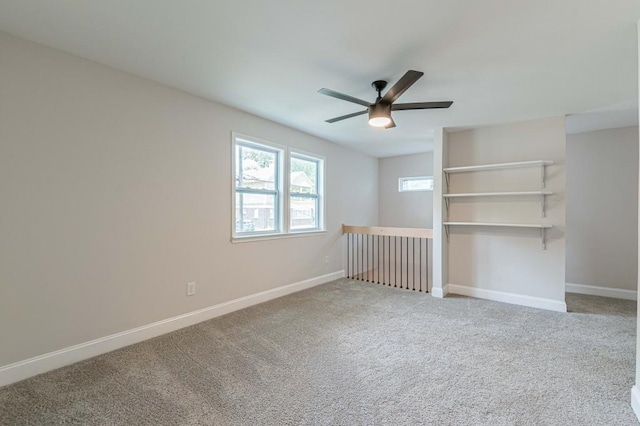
[232,134,324,239]
[234,138,283,235]
[290,153,321,231]
[398,176,434,192]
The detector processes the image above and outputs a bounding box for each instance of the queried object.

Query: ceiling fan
[319,70,453,129]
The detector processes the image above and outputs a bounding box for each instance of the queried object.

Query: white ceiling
[565,99,639,134]
[0,1,638,157]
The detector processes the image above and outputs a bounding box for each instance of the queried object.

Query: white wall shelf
[443,190,553,198]
[443,160,554,174]
[444,160,554,191]
[444,190,554,217]
[443,222,551,228]
[443,222,552,249]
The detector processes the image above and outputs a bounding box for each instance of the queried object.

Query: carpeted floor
[0,279,637,425]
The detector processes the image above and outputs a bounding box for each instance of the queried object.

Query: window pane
[236,144,277,191]
[399,177,433,192]
[290,156,317,195]
[290,196,318,230]
[236,192,277,233]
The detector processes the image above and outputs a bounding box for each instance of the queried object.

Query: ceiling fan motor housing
[368,102,392,127]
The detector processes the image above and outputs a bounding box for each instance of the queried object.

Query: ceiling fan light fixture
[369,116,392,127]
[368,103,392,128]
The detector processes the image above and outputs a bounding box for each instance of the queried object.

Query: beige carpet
[0,279,637,425]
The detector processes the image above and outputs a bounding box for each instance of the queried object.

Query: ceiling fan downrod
[371,80,388,102]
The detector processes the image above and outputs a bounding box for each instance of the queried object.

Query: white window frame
[398,176,434,192]
[289,150,325,234]
[232,135,284,238]
[231,133,326,242]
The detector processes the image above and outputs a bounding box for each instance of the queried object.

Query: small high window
[398,176,434,192]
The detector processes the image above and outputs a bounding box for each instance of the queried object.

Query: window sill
[231,230,327,244]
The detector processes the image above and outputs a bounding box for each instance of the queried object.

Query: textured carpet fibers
[0,279,637,425]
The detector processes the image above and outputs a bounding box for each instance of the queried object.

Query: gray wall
[378,152,433,228]
[566,126,639,291]
[0,33,378,366]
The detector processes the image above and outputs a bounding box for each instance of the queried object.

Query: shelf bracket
[444,197,450,217]
[444,224,450,242]
[444,172,450,192]
[541,165,546,189]
[540,228,546,250]
[541,195,546,218]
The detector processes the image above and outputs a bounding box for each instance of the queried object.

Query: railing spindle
[353,233,356,280]
[354,233,357,280]
[369,235,375,282]
[419,237,422,292]
[400,237,404,289]
[406,236,409,290]
[393,236,397,288]
[382,235,384,285]
[426,239,429,293]
[358,234,361,280]
[388,236,391,286]
[368,234,372,282]
[361,234,364,280]
[368,234,371,282]
[377,235,380,284]
[347,233,351,278]
[412,238,416,291]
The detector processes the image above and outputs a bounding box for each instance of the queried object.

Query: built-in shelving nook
[443,160,554,249]
[431,120,566,312]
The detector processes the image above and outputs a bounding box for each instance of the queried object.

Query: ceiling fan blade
[392,101,453,110]
[381,70,424,104]
[384,118,396,129]
[318,88,371,107]
[325,110,368,123]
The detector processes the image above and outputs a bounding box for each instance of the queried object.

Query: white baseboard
[447,284,567,312]
[631,386,640,422]
[0,270,344,388]
[566,283,637,301]
[431,284,449,299]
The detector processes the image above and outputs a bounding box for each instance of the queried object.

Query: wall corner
[432,127,448,295]
[634,19,640,425]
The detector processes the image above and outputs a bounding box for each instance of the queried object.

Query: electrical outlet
[324,255,330,265]
[187,282,196,296]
